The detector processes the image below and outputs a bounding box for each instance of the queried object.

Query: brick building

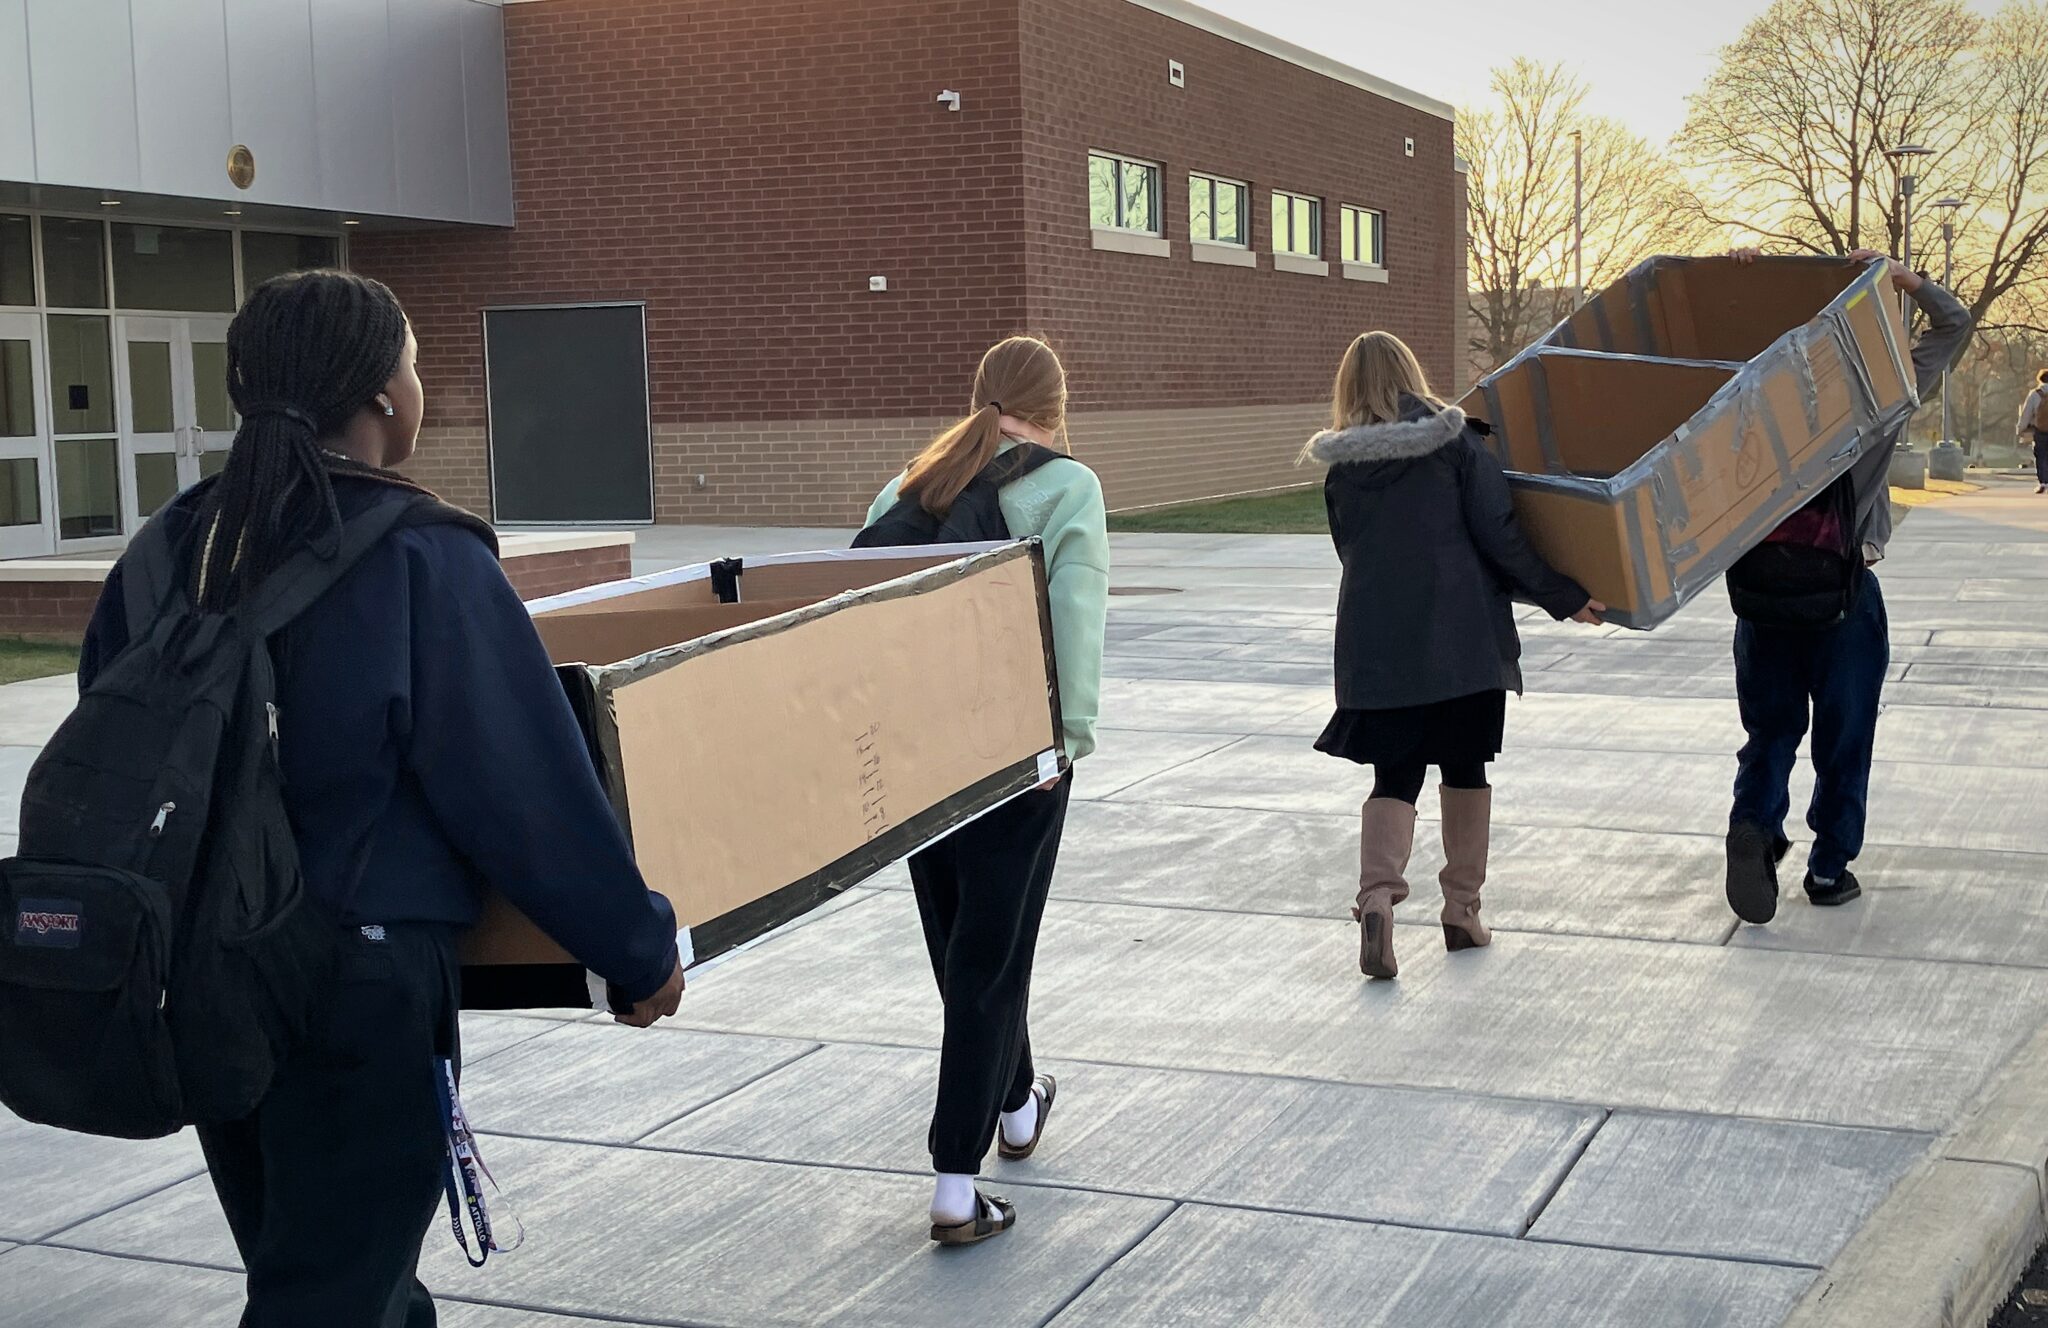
[358,0,1460,525]
[0,0,1457,552]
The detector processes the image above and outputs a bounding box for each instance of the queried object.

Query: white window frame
[1188,172,1250,248]
[1270,190,1323,259]
[1341,204,1387,280]
[1088,151,1163,237]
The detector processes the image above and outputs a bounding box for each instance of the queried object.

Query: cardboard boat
[459,540,1062,1009]
[1458,255,1918,629]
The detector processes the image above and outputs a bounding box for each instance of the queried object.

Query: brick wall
[502,545,635,602]
[351,0,1028,433]
[1020,0,1460,405]
[351,0,1456,525]
[0,582,102,641]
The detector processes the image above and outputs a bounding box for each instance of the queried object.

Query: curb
[1786,1023,2048,1328]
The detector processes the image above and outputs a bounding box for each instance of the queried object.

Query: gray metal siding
[132,0,233,198]
[4,0,513,227]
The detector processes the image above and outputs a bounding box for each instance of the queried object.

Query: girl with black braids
[78,271,685,1327]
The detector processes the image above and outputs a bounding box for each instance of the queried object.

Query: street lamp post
[1884,144,1933,326]
[1572,129,1584,307]
[1933,196,1964,449]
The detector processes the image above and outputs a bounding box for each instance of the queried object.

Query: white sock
[931,1172,977,1226]
[1000,1092,1040,1148]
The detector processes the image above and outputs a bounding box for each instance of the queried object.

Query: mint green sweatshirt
[867,443,1110,761]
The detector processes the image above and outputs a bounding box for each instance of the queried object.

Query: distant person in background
[2020,368,2048,494]
[860,335,1108,1246]
[1305,331,1603,981]
[1723,249,1973,925]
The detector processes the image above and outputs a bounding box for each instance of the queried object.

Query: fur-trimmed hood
[1308,402,1467,466]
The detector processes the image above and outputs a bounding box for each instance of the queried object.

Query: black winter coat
[1313,396,1589,711]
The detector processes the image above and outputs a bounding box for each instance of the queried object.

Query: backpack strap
[983,443,1064,488]
[240,496,422,639]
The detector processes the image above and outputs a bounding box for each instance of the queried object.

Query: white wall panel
[25,0,140,192]
[131,0,232,199]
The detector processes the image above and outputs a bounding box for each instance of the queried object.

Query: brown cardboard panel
[462,545,1060,976]
[1469,354,1735,478]
[1510,487,1639,612]
[737,552,966,602]
[613,553,1053,929]
[1663,259,1859,361]
[536,577,723,618]
[534,598,818,667]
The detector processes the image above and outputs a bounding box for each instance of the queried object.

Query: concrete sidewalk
[5,479,2048,1326]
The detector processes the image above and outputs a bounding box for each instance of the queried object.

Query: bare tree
[1462,60,1707,375]
[1940,1,2048,332]
[1678,0,1982,256]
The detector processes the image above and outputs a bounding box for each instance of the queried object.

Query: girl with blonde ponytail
[862,334,1108,1246]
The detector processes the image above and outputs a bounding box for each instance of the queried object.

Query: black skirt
[1314,690,1507,767]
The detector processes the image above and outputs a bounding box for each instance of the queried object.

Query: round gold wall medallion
[226,145,256,190]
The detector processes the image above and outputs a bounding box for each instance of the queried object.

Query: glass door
[0,312,56,558]
[118,315,237,528]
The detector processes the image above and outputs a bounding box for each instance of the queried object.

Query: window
[241,232,343,291]
[1188,174,1248,247]
[1089,152,1161,235]
[1271,191,1322,257]
[40,217,107,309]
[111,224,235,313]
[0,215,32,307]
[1341,206,1385,267]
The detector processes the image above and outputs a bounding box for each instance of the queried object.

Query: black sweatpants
[909,777,1072,1176]
[198,923,460,1328]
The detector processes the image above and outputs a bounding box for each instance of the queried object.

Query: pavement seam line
[1519,1107,1611,1236]
[25,1167,209,1247]
[1034,1201,1182,1328]
[626,1042,827,1145]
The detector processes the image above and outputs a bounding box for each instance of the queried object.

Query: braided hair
[190,270,410,612]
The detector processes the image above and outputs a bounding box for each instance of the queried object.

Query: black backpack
[1727,473,1863,629]
[0,495,433,1139]
[853,444,1063,548]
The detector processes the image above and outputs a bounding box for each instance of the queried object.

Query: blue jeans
[1730,575,1888,881]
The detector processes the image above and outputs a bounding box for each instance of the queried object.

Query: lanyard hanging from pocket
[434,1056,524,1268]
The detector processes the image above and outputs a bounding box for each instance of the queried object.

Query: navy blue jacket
[78,477,679,1004]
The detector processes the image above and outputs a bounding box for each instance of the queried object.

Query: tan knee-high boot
[1357,798,1417,979]
[1438,786,1493,951]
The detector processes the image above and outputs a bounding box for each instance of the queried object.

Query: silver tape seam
[1481,380,1513,465]
[1590,297,1616,354]
[1865,277,1916,408]
[1624,487,1664,625]
[1790,337,1823,436]
[1628,265,1660,354]
[1526,357,1567,474]
[1827,310,1880,428]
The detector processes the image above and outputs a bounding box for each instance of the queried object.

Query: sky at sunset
[1197,0,2016,144]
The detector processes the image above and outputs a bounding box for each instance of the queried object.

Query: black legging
[1371,760,1490,806]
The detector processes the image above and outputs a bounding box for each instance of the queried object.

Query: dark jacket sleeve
[399,526,679,1004]
[1323,474,1346,554]
[1456,441,1589,620]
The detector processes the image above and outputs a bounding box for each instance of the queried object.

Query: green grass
[0,637,80,686]
[1107,487,1327,535]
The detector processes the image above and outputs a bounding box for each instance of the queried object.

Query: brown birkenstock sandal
[929,1191,1016,1247]
[998,1074,1058,1161]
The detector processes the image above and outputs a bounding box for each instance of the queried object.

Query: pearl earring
[380,402,395,417]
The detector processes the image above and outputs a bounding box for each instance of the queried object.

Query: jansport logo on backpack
[0,495,423,1140]
[13,899,83,948]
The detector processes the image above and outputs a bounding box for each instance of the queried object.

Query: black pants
[198,924,460,1328]
[2033,430,2047,485]
[909,777,1072,1175]
[1370,760,1490,806]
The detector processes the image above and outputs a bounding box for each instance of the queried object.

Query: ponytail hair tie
[983,401,1003,415]
[241,402,320,436]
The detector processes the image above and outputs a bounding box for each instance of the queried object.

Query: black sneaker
[1726,823,1781,924]
[1805,869,1862,906]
